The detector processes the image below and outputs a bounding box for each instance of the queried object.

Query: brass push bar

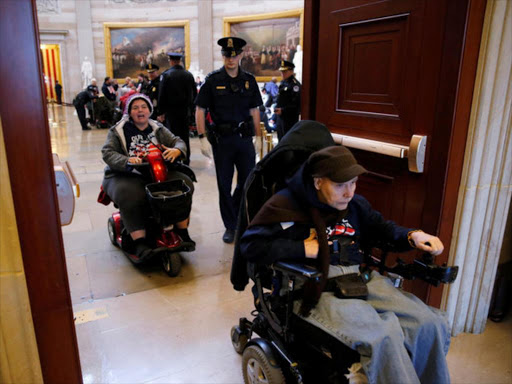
[331,133,427,173]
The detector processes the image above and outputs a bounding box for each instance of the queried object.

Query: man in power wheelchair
[230,121,458,384]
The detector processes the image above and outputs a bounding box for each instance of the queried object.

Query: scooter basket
[146,179,192,226]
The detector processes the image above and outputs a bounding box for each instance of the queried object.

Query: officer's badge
[152,87,156,92]
[281,60,285,67]
[148,64,152,70]
[160,75,163,81]
[293,85,300,92]
[245,81,249,90]
[227,38,233,48]
[231,51,236,57]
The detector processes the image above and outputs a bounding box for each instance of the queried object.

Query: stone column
[444,0,512,335]
[75,0,95,77]
[197,0,213,74]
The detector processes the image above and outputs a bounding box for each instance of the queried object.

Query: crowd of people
[70,36,454,384]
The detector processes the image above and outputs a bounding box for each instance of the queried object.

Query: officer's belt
[210,121,253,137]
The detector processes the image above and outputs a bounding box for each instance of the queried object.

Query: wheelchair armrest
[272,261,322,282]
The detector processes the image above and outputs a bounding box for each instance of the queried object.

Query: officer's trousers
[166,113,190,165]
[74,102,88,130]
[277,114,299,141]
[210,134,255,231]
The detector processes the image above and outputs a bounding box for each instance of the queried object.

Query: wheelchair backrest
[231,120,336,291]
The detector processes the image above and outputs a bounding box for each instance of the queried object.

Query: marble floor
[49,104,511,383]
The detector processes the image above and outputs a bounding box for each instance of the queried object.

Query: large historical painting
[104,21,190,80]
[224,10,303,82]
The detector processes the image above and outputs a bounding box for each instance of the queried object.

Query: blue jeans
[297,271,451,384]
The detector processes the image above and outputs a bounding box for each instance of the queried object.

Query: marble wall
[36,0,303,102]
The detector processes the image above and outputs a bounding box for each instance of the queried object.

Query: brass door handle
[331,133,427,173]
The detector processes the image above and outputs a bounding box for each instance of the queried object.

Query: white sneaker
[345,362,368,384]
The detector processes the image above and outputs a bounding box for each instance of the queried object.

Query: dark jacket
[101,116,187,178]
[158,64,197,118]
[102,82,116,101]
[240,164,413,266]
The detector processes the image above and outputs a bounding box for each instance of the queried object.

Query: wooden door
[0,0,82,382]
[303,0,481,303]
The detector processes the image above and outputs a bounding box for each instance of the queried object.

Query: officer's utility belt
[209,120,254,138]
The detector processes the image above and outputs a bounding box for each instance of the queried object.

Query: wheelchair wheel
[107,217,118,247]
[231,325,248,354]
[242,345,285,384]
[162,252,181,277]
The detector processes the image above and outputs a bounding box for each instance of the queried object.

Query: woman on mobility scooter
[238,129,451,383]
[101,93,195,261]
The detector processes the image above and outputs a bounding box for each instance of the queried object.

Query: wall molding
[444,0,512,335]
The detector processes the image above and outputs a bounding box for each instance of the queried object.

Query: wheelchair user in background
[240,144,451,384]
[101,93,195,260]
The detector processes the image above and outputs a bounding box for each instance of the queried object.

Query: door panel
[313,0,470,301]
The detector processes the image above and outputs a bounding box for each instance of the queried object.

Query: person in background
[55,80,62,104]
[73,87,97,130]
[158,52,197,165]
[264,77,278,108]
[143,63,161,121]
[102,77,116,102]
[275,60,301,141]
[195,37,263,243]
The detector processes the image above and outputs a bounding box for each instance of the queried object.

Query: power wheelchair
[229,121,458,384]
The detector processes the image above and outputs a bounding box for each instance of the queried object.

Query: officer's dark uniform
[158,52,197,165]
[143,63,161,120]
[195,37,263,240]
[73,89,97,130]
[276,60,301,140]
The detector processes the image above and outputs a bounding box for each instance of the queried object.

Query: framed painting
[223,9,303,82]
[103,20,190,81]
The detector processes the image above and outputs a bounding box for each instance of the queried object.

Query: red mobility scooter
[98,144,196,277]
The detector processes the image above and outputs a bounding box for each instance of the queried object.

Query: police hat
[279,60,295,71]
[145,63,159,73]
[167,52,183,60]
[218,37,246,57]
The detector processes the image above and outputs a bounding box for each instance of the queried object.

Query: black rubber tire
[242,345,285,384]
[162,252,181,277]
[107,217,119,247]
[231,326,249,354]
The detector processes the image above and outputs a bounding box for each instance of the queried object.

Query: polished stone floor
[49,104,511,383]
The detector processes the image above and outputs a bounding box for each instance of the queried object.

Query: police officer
[275,60,301,140]
[73,88,97,130]
[143,63,161,120]
[195,37,263,243]
[158,52,197,165]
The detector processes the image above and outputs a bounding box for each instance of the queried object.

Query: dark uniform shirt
[158,64,197,118]
[74,90,96,105]
[195,66,262,126]
[144,76,161,120]
[276,75,301,119]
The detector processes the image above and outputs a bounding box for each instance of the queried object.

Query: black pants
[277,114,299,141]
[166,114,190,165]
[209,134,255,230]
[74,102,88,130]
